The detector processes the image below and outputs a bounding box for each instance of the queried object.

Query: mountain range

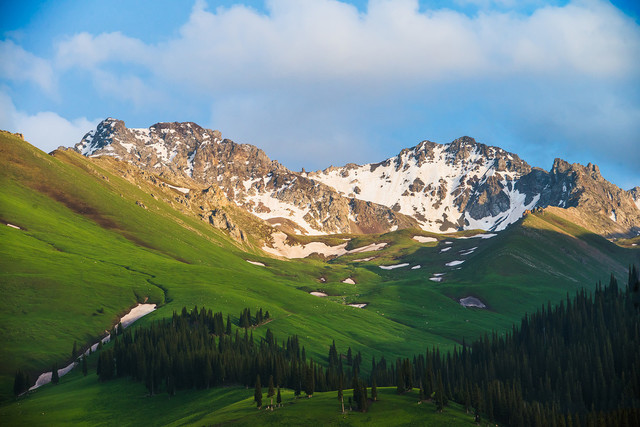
[74,118,640,240]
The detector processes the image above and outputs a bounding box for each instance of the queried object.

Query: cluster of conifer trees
[95,306,324,396]
[239,307,269,329]
[32,266,638,426]
[359,269,639,426]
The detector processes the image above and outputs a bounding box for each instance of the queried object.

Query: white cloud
[50,0,640,92]
[0,91,99,152]
[0,40,55,93]
[55,31,151,70]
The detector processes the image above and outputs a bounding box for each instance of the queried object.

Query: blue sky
[1,0,639,189]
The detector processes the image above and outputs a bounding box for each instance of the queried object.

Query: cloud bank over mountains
[1,0,639,187]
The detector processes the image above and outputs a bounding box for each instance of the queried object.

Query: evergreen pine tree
[72,341,77,359]
[359,382,367,412]
[338,375,344,413]
[81,355,88,376]
[225,314,232,335]
[267,375,275,410]
[51,364,59,385]
[304,363,314,397]
[371,379,378,401]
[276,386,282,407]
[435,371,445,412]
[13,370,29,396]
[254,374,262,409]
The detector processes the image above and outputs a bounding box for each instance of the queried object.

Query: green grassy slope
[1,131,638,412]
[0,360,475,427]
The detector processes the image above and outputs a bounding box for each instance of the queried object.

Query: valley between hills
[1,124,639,425]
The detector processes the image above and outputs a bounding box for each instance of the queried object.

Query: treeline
[84,266,639,425]
[366,266,640,426]
[95,306,322,396]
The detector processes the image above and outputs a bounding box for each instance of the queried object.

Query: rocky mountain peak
[73,119,639,238]
[73,118,415,235]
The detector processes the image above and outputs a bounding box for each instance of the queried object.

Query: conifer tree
[268,375,275,410]
[371,379,377,401]
[352,376,360,410]
[72,341,77,359]
[225,314,232,335]
[359,382,367,412]
[254,374,262,409]
[338,375,344,413]
[276,386,282,407]
[51,364,59,385]
[435,371,445,412]
[304,363,314,397]
[81,355,88,376]
[13,370,29,396]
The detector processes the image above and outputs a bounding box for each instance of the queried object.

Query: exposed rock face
[75,118,416,235]
[74,119,639,238]
[308,137,537,232]
[309,138,639,237]
[630,187,640,210]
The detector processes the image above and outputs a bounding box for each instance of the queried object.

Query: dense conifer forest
[75,266,639,425]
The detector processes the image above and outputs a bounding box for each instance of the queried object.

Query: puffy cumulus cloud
[51,0,640,90]
[0,91,99,152]
[0,40,55,93]
[55,31,152,70]
[154,0,639,88]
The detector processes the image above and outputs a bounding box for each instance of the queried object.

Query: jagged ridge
[75,119,640,238]
[75,118,416,235]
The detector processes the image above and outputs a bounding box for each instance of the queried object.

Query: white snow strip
[610,211,617,223]
[347,303,367,308]
[6,224,20,229]
[379,263,410,270]
[30,304,156,391]
[119,304,157,329]
[411,265,421,270]
[342,278,356,284]
[310,292,328,297]
[446,260,465,267]
[262,232,348,258]
[465,191,540,232]
[460,247,477,256]
[429,277,443,282]
[460,296,486,308]
[166,184,189,194]
[246,260,266,267]
[458,233,497,239]
[412,236,437,243]
[262,232,386,259]
[353,257,375,262]
[440,247,451,253]
[348,242,388,253]
[444,241,453,244]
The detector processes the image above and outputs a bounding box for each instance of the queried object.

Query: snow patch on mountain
[309,138,533,233]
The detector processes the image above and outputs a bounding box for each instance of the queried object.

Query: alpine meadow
[1,1,640,426]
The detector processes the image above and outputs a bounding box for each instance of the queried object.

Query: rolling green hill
[1,131,638,419]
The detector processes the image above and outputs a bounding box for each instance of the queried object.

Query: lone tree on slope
[254,374,262,409]
[267,375,275,410]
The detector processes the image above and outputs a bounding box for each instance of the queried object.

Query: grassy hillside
[1,131,638,412]
[0,359,476,427]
